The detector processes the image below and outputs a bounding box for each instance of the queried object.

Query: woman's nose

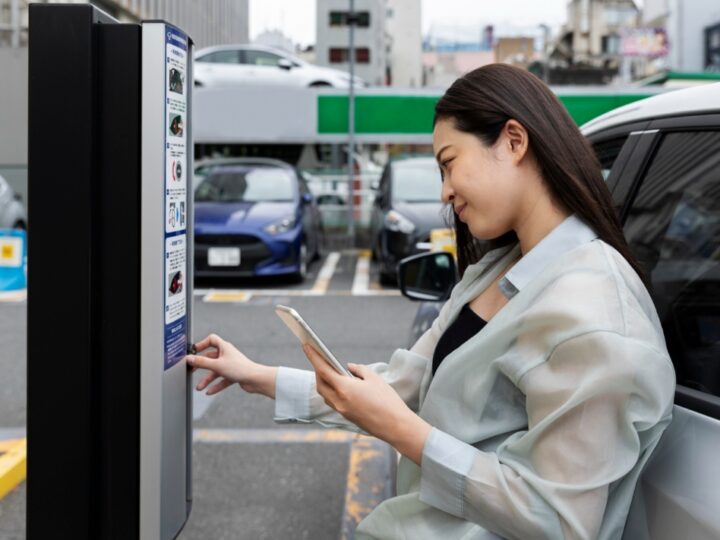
[441,179,454,204]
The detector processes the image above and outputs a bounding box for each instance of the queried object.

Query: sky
[249,0,581,48]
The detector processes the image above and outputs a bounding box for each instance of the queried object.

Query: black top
[432,304,488,375]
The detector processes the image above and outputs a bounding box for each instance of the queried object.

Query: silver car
[0,174,26,230]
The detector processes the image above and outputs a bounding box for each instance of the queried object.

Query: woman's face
[432,118,530,240]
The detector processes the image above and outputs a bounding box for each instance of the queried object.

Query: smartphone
[275,305,353,377]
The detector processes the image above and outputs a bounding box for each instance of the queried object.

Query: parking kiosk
[28,5,194,539]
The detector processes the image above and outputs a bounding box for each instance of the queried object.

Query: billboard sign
[621,28,669,58]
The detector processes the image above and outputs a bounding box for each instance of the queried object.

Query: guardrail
[303,171,381,237]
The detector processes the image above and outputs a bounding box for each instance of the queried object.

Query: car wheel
[309,81,332,87]
[293,241,308,283]
[12,221,26,231]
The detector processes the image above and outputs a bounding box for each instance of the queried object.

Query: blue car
[194,158,322,282]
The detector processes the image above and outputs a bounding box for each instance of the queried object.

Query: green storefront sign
[317,92,656,135]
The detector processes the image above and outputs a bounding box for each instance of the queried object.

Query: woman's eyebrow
[435,145,451,164]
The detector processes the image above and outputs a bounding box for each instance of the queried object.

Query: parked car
[0,174,26,230]
[194,44,365,89]
[398,83,720,539]
[193,158,322,282]
[370,156,446,284]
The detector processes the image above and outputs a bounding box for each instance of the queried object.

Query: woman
[186,65,675,539]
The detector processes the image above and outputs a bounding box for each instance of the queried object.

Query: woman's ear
[502,119,529,164]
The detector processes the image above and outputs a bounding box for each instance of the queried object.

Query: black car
[370,156,447,284]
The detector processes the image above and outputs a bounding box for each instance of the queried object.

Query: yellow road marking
[192,427,395,537]
[202,291,252,303]
[0,438,26,500]
[341,435,389,538]
[193,428,354,444]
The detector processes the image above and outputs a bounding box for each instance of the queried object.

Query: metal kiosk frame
[28,5,194,539]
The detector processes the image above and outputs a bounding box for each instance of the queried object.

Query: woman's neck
[514,197,570,256]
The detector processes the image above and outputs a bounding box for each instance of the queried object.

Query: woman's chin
[469,223,512,242]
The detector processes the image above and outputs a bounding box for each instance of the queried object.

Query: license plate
[208,247,241,267]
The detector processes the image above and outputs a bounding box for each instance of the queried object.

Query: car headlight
[264,215,297,235]
[384,210,415,234]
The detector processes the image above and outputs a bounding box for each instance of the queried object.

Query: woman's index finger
[194,333,223,353]
[303,344,339,381]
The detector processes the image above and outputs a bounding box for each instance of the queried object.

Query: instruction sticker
[163,25,188,370]
[164,234,187,369]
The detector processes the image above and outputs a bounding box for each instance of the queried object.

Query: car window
[244,50,282,67]
[196,50,242,64]
[593,136,629,180]
[195,167,295,202]
[391,162,442,203]
[623,130,720,396]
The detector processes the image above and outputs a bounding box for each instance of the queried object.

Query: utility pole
[346,0,356,243]
[11,0,20,47]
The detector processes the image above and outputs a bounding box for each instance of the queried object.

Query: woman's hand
[303,344,432,465]
[186,334,278,398]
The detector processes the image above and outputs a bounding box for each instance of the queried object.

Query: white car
[194,44,365,89]
[399,83,720,539]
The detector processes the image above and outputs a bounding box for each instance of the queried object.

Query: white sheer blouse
[274,215,676,539]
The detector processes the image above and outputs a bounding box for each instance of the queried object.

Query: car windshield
[195,167,295,203]
[392,162,441,203]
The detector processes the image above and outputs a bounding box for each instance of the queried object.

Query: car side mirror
[278,59,293,70]
[302,192,314,204]
[398,252,457,302]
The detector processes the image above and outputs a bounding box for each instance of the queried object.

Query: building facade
[0,0,248,206]
[385,0,422,87]
[559,0,639,65]
[316,0,387,86]
[642,0,720,73]
[0,0,249,49]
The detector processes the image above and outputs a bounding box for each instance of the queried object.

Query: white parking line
[351,250,371,296]
[311,251,341,294]
[192,250,401,297]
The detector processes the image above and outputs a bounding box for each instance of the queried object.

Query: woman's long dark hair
[434,64,647,286]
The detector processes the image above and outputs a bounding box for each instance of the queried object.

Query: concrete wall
[0,47,28,204]
[386,0,422,87]
[644,0,720,72]
[6,0,249,49]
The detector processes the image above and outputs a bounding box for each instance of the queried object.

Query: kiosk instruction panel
[164,27,188,370]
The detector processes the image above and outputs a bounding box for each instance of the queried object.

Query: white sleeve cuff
[273,367,315,423]
[419,427,477,518]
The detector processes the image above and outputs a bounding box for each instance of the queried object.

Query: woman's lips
[456,204,467,220]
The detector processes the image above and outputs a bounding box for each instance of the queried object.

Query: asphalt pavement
[0,250,420,539]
